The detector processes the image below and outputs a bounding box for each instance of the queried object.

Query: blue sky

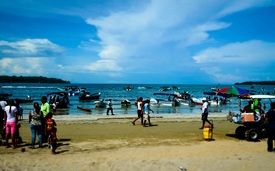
[0,0,275,84]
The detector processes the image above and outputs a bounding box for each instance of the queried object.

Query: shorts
[143,113,149,121]
[6,122,17,136]
[137,110,142,117]
[201,112,208,121]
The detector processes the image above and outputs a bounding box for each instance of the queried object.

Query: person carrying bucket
[199,98,213,129]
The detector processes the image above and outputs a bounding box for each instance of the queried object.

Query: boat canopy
[249,95,275,99]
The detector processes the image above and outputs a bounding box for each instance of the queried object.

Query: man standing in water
[199,98,213,129]
[106,99,114,115]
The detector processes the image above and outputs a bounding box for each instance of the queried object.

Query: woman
[4,100,18,148]
[29,102,43,148]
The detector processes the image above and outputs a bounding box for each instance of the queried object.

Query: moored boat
[47,92,70,109]
[79,92,101,101]
[121,99,131,107]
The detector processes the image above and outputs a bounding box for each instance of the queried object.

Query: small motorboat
[95,100,106,108]
[79,92,101,101]
[47,92,70,109]
[121,99,131,107]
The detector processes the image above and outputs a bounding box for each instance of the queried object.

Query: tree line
[235,81,275,85]
[0,75,70,84]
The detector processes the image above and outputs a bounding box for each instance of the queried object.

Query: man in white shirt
[199,98,213,129]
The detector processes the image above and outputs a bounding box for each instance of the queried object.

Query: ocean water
[0,83,274,118]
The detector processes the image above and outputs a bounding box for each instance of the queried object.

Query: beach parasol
[217,86,250,96]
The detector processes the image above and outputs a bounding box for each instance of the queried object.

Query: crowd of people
[0,96,58,154]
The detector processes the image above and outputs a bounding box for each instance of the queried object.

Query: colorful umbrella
[217,86,250,96]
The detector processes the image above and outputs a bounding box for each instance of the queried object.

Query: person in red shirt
[46,112,57,154]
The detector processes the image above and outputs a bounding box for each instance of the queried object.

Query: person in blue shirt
[143,99,154,127]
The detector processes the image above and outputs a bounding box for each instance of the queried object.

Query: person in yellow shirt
[40,96,50,142]
[41,96,50,118]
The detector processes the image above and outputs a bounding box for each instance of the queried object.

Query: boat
[191,97,223,106]
[0,93,12,100]
[124,85,133,91]
[150,98,177,107]
[159,86,171,91]
[14,97,33,104]
[137,86,152,90]
[47,92,70,109]
[77,106,92,112]
[64,86,87,96]
[121,99,131,107]
[172,86,180,90]
[94,100,106,108]
[79,92,101,101]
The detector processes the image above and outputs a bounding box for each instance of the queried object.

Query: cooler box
[241,113,255,122]
[203,125,213,140]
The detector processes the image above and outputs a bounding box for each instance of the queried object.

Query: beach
[0,115,275,171]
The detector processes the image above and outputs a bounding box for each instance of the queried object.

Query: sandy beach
[0,115,275,171]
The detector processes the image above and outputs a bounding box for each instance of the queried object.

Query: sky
[0,0,275,84]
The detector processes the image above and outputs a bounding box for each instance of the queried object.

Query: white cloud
[192,40,275,83]
[0,57,56,75]
[84,59,122,72]
[217,0,272,17]
[85,0,270,73]
[0,39,63,57]
[193,40,275,64]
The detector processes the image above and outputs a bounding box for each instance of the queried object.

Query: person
[265,102,275,152]
[143,99,154,127]
[40,96,50,142]
[29,102,43,149]
[106,99,114,115]
[0,100,7,140]
[15,100,23,120]
[241,100,254,113]
[41,96,50,118]
[252,99,264,122]
[4,100,18,148]
[199,98,213,129]
[132,97,143,125]
[46,112,57,154]
[0,100,7,109]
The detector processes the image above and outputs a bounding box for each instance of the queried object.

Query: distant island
[235,81,275,85]
[0,75,70,84]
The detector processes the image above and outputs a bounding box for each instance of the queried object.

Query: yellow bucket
[203,125,213,140]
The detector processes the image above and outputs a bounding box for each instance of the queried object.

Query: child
[143,99,154,127]
[46,112,57,154]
